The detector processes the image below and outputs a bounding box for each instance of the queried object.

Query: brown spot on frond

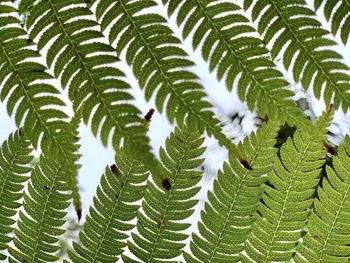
[77,208,82,222]
[144,108,155,122]
[240,159,253,170]
[323,141,336,155]
[110,164,120,176]
[162,177,171,190]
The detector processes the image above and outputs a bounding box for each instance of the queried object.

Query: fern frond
[242,109,333,262]
[0,129,33,261]
[8,156,71,263]
[294,136,350,262]
[184,121,279,262]
[315,0,350,44]
[68,152,149,263]
[93,0,234,150]
[22,0,152,162]
[123,125,205,262]
[163,0,307,127]
[245,0,350,111]
[0,1,81,212]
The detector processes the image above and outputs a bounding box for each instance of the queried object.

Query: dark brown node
[110,164,120,176]
[240,159,253,170]
[144,108,155,122]
[162,177,171,190]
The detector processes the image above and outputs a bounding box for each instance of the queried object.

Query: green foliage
[124,126,205,262]
[184,121,279,262]
[165,0,308,127]
[315,0,350,44]
[22,0,152,163]
[68,153,149,263]
[245,0,350,111]
[294,136,350,262]
[8,156,71,263]
[1,0,350,262]
[0,130,33,260]
[94,0,234,150]
[242,109,333,262]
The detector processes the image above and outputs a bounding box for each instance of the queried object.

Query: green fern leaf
[0,129,33,260]
[0,1,81,213]
[314,0,350,44]
[294,136,350,262]
[8,156,71,263]
[245,0,350,111]
[242,109,333,262]
[68,152,149,263]
[184,121,279,262]
[22,0,152,163]
[122,125,205,262]
[93,0,234,150]
[164,0,307,127]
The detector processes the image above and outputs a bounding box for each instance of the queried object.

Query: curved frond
[93,0,234,150]
[0,1,81,211]
[23,0,152,162]
[0,129,33,260]
[68,153,149,263]
[164,0,307,127]
[8,156,71,263]
[184,121,279,262]
[123,125,205,262]
[294,136,350,262]
[242,110,333,262]
[315,0,350,45]
[245,0,350,111]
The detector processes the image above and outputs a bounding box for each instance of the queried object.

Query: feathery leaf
[23,0,152,163]
[93,0,234,151]
[245,0,350,111]
[164,0,308,127]
[294,135,350,262]
[123,125,205,262]
[242,109,333,262]
[184,121,279,262]
[68,152,149,263]
[8,156,71,263]
[0,129,33,260]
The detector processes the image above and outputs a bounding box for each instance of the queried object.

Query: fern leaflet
[184,121,279,262]
[22,0,152,163]
[164,0,307,127]
[68,153,149,263]
[0,0,81,214]
[294,136,350,262]
[123,125,205,262]
[93,0,234,150]
[245,0,350,111]
[242,109,333,262]
[314,0,350,45]
[0,129,33,261]
[8,156,71,263]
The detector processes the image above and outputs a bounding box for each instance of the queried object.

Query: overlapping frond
[0,129,33,261]
[0,1,81,211]
[294,136,350,262]
[163,0,307,127]
[184,121,279,262]
[8,156,71,263]
[315,0,350,45]
[122,125,205,262]
[93,0,234,150]
[242,109,333,262]
[245,0,350,111]
[68,153,149,263]
[22,0,152,162]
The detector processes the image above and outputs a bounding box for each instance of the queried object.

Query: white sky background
[1,0,350,260]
